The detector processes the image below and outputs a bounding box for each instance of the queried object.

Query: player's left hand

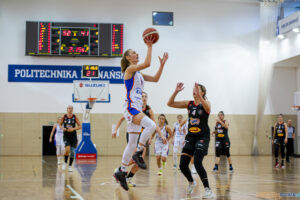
[159,52,168,67]
[284,138,288,144]
[194,82,201,98]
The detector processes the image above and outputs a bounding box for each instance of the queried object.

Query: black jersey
[275,123,286,139]
[215,121,228,139]
[143,105,151,118]
[63,114,77,134]
[187,101,210,136]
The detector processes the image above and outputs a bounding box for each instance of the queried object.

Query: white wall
[264,67,297,115]
[0,0,260,114]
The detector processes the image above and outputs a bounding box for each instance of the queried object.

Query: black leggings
[180,152,209,188]
[274,142,285,159]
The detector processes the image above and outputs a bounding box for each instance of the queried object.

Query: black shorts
[215,138,230,149]
[182,133,210,156]
[63,132,78,148]
[274,137,285,146]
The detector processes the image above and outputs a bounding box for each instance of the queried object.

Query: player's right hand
[49,138,52,143]
[148,139,152,145]
[175,82,184,93]
[112,131,117,138]
[144,35,154,47]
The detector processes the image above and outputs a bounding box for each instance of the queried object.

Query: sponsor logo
[218,134,224,138]
[190,118,200,125]
[83,132,90,136]
[189,127,201,133]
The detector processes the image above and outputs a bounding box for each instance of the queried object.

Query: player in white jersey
[149,114,173,175]
[49,117,65,165]
[114,36,169,191]
[172,115,187,169]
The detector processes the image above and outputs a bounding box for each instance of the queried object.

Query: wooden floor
[0,156,299,200]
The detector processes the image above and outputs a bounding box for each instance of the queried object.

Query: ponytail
[121,49,131,73]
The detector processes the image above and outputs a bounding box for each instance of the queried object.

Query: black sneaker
[132,150,147,169]
[113,168,129,191]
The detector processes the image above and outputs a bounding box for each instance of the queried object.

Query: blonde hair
[121,49,132,73]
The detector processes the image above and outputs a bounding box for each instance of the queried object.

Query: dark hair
[121,49,132,73]
[198,84,207,100]
[158,114,168,125]
[278,114,284,117]
[218,111,224,116]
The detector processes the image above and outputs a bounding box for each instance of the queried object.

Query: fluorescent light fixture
[153,12,157,16]
[277,34,285,39]
[293,27,300,33]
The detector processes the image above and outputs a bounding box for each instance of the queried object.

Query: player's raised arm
[167,82,189,108]
[142,52,168,82]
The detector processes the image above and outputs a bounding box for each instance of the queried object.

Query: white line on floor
[67,184,84,200]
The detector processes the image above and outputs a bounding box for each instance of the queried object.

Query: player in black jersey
[112,92,166,186]
[168,82,214,198]
[272,114,288,168]
[59,105,81,172]
[212,111,233,172]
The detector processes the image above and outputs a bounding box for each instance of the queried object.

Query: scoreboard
[26,21,123,57]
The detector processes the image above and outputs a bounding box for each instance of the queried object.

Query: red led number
[87,71,91,76]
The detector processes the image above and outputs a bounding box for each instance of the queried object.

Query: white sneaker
[191,166,197,174]
[68,166,73,172]
[186,181,197,195]
[203,187,215,199]
[62,163,66,170]
[57,160,62,165]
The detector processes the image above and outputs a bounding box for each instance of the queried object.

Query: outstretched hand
[194,82,201,98]
[159,52,168,66]
[175,82,184,93]
[144,35,155,47]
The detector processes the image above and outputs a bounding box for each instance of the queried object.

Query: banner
[279,11,300,35]
[8,64,124,84]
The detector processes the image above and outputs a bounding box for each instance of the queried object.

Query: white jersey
[156,125,169,143]
[173,122,186,137]
[56,124,63,136]
[124,71,144,110]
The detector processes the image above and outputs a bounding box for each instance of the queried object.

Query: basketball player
[212,111,233,172]
[60,105,82,172]
[112,92,166,187]
[172,115,187,169]
[286,119,295,163]
[49,117,65,165]
[149,114,173,175]
[113,36,168,191]
[167,82,214,198]
[272,114,288,168]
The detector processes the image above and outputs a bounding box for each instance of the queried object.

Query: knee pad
[225,149,230,157]
[70,147,76,158]
[179,155,191,171]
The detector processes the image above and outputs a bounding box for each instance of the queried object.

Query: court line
[67,184,84,200]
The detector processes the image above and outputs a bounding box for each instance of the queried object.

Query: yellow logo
[278,133,284,137]
[217,134,224,137]
[189,127,201,133]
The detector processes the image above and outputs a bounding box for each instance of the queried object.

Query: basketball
[143,28,159,44]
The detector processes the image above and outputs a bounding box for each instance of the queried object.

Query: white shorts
[55,134,64,146]
[174,136,185,150]
[123,101,143,133]
[155,141,169,157]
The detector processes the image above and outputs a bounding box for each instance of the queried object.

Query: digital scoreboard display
[82,65,99,78]
[26,21,123,57]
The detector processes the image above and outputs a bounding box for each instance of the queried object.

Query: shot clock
[82,65,99,78]
[26,21,123,57]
